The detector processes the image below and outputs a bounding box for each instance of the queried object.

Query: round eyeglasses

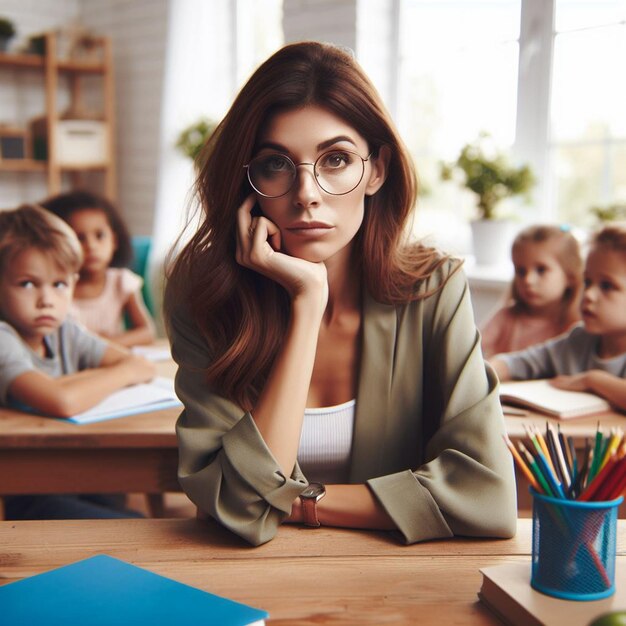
[244,150,371,198]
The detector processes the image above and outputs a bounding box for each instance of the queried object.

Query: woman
[164,41,516,546]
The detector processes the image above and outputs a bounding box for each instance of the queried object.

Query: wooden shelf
[0,52,106,74]
[0,159,47,172]
[60,163,109,171]
[0,32,116,197]
[58,59,106,74]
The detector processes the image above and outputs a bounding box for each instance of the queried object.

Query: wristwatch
[299,482,326,527]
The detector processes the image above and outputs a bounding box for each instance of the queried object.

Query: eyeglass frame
[243,149,373,198]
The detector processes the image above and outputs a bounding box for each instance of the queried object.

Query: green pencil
[588,423,604,483]
[519,443,554,497]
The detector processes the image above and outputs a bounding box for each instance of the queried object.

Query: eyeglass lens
[247,150,366,197]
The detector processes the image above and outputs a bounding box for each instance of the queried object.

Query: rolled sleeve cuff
[367,470,453,544]
[222,412,307,512]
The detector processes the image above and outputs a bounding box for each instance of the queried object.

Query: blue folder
[0,554,268,625]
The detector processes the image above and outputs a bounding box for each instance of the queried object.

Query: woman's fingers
[236,194,257,263]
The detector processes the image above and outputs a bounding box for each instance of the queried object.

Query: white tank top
[297,399,356,484]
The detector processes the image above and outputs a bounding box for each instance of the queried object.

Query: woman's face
[251,105,387,265]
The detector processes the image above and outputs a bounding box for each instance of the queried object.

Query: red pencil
[578,454,619,502]
[594,457,626,501]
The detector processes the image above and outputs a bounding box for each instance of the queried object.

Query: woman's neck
[323,242,361,325]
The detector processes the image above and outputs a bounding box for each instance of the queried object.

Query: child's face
[581,247,626,339]
[67,208,117,275]
[0,247,75,350]
[512,241,569,312]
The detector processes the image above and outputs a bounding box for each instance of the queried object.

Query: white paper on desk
[65,377,182,424]
[131,345,173,362]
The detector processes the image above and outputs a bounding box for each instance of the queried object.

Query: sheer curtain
[150,0,235,332]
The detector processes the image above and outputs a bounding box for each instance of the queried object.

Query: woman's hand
[235,195,328,308]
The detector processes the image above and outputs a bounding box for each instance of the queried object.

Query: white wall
[78,0,170,236]
[283,0,357,50]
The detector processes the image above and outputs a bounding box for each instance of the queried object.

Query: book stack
[479,561,626,626]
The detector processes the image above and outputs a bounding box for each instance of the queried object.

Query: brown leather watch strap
[301,495,321,527]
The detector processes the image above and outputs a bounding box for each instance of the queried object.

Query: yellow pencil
[528,423,557,476]
[600,428,623,471]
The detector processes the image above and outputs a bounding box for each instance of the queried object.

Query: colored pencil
[503,434,540,491]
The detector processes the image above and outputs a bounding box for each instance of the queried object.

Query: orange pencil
[502,434,540,491]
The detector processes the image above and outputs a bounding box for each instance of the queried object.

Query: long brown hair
[510,224,583,327]
[165,41,456,409]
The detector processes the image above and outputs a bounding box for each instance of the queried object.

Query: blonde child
[0,204,155,518]
[491,222,626,412]
[41,190,156,347]
[480,224,583,358]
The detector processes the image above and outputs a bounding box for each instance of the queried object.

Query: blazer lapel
[350,291,397,482]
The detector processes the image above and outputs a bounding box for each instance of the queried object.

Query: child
[0,204,156,518]
[40,190,156,347]
[480,224,583,358]
[491,222,626,412]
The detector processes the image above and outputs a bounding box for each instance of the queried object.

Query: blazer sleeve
[367,268,518,543]
[168,304,308,546]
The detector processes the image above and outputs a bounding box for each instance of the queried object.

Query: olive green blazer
[169,263,517,546]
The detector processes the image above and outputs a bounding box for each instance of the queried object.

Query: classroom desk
[0,353,181,497]
[504,407,625,444]
[3,518,623,624]
[0,405,180,495]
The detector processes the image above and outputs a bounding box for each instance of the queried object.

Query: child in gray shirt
[0,204,156,519]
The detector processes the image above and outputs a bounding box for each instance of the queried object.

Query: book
[0,554,268,626]
[478,561,626,626]
[64,377,182,424]
[499,379,611,419]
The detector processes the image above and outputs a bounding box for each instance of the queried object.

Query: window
[394,0,626,246]
[551,1,626,226]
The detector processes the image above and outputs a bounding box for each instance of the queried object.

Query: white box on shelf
[55,120,108,165]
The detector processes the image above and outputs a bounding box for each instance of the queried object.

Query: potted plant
[176,117,218,168]
[590,202,626,224]
[441,133,535,265]
[0,17,16,52]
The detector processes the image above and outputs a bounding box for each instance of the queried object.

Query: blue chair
[130,236,155,315]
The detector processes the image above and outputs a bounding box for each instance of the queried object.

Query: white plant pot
[470,219,515,266]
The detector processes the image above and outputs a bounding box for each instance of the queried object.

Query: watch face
[301,483,325,499]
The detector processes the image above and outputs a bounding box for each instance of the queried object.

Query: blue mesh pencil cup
[531,488,623,600]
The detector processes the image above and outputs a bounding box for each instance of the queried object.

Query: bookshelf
[0,31,116,198]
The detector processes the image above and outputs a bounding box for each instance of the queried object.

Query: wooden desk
[0,405,180,495]
[3,518,623,624]
[0,345,181,497]
[505,408,624,444]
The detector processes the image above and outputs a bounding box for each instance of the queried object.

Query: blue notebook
[0,554,268,625]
